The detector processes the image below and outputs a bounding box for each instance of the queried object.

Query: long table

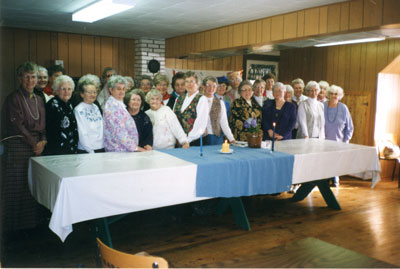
[28,139,380,243]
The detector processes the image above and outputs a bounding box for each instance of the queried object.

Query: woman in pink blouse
[103,75,146,152]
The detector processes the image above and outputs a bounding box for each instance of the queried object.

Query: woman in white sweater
[74,74,105,153]
[145,89,189,149]
[296,80,325,139]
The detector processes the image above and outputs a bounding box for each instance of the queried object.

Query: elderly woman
[153,73,170,105]
[34,66,53,103]
[253,79,266,107]
[296,81,325,139]
[291,78,307,138]
[225,71,242,103]
[103,76,145,152]
[318,80,329,102]
[73,75,105,154]
[124,76,135,91]
[324,85,354,187]
[262,82,296,141]
[262,73,275,99]
[174,71,209,146]
[202,76,235,145]
[124,89,153,150]
[97,67,117,108]
[292,78,307,105]
[324,85,354,142]
[2,61,47,231]
[139,75,153,95]
[284,84,294,103]
[229,80,263,141]
[146,89,189,149]
[45,75,79,155]
[167,72,185,109]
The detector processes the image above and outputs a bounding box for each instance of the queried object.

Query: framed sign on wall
[246,59,279,81]
[243,54,280,81]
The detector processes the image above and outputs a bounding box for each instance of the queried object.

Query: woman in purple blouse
[103,75,146,152]
[324,85,354,186]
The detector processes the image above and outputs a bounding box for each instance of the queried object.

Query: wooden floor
[1,177,400,268]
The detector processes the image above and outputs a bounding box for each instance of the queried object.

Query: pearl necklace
[21,91,40,120]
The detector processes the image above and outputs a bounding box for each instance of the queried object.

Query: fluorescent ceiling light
[72,0,135,23]
[314,37,385,47]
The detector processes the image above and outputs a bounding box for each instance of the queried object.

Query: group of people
[2,61,354,232]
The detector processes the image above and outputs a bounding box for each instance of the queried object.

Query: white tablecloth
[29,151,201,241]
[275,139,380,186]
[28,139,380,242]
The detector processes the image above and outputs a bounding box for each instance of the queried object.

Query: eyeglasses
[22,74,37,80]
[106,74,114,78]
[206,84,217,88]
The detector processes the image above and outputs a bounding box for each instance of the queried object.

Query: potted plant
[244,117,262,148]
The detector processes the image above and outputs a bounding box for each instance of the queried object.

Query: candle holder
[271,122,276,152]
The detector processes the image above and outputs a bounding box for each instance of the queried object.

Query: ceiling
[0,0,349,39]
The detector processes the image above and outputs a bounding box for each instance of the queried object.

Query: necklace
[21,90,40,120]
[327,104,339,123]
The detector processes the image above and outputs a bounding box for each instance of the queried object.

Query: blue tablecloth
[159,145,294,197]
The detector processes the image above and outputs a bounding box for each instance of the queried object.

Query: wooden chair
[96,238,169,268]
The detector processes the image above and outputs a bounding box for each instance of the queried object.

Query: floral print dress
[228,97,262,141]
[103,96,139,152]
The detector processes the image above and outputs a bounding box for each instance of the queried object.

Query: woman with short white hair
[296,81,325,139]
[145,89,189,149]
[34,66,53,103]
[324,85,354,187]
[262,82,296,141]
[324,85,353,142]
[284,84,294,103]
[318,80,329,102]
[74,75,105,154]
[45,75,79,155]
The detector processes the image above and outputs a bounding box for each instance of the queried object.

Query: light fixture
[72,0,135,23]
[314,37,385,47]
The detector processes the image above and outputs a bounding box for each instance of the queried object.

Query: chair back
[96,238,169,268]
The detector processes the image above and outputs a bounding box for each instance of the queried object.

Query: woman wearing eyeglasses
[2,61,47,231]
[73,74,105,154]
[202,76,235,145]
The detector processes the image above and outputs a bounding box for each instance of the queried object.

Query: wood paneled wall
[0,27,135,137]
[279,39,400,150]
[166,0,400,58]
[165,55,243,71]
[0,27,135,105]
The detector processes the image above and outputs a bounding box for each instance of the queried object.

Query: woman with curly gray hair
[45,75,79,155]
[73,74,105,154]
[146,89,189,149]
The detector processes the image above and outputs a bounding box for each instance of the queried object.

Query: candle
[272,122,276,152]
[222,140,230,153]
[200,134,203,156]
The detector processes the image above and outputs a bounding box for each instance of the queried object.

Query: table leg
[92,218,113,248]
[291,179,341,210]
[217,197,251,231]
